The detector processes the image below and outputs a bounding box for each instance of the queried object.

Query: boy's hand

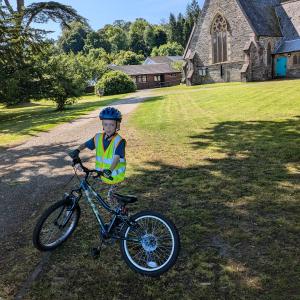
[68,149,80,159]
[103,169,112,178]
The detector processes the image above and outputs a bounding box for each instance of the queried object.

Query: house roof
[109,63,181,76]
[237,0,282,37]
[274,38,300,54]
[143,56,184,64]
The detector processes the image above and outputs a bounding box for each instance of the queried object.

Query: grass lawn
[0,94,129,147]
[4,80,300,299]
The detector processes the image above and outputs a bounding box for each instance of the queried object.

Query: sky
[25,0,205,39]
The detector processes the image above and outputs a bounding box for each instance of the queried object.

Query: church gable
[184,0,212,58]
[184,0,255,80]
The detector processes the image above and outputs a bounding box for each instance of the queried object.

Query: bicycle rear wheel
[33,198,80,251]
[120,211,180,277]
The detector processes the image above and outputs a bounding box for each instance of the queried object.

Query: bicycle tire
[33,198,80,251]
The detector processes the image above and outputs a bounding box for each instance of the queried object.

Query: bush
[95,70,136,96]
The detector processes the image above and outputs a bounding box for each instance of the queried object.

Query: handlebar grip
[91,171,113,181]
[102,173,114,181]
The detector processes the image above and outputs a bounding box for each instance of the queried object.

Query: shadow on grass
[1,117,299,299]
[0,96,164,144]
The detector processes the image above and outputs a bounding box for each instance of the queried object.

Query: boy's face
[102,120,117,136]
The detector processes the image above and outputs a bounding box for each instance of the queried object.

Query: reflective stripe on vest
[95,133,126,184]
[96,156,126,164]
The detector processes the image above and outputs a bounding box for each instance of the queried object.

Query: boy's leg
[107,184,118,208]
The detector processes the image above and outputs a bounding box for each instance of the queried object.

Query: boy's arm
[103,155,120,178]
[110,155,120,171]
[69,137,95,158]
[102,155,120,178]
[102,138,126,178]
[77,143,88,151]
[109,139,125,171]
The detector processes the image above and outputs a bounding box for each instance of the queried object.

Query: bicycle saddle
[113,193,138,204]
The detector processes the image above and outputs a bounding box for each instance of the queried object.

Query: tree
[186,0,201,24]
[58,21,90,54]
[184,0,201,44]
[153,26,168,48]
[151,42,184,56]
[143,25,156,50]
[112,19,131,31]
[76,51,108,85]
[103,24,128,52]
[112,50,144,65]
[168,13,186,47]
[177,13,186,46]
[0,43,46,104]
[86,48,111,64]
[128,18,149,55]
[84,30,111,53]
[171,60,184,72]
[3,1,86,35]
[0,0,86,105]
[37,50,85,110]
[168,13,177,43]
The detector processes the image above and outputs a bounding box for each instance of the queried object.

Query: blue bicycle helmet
[99,107,122,122]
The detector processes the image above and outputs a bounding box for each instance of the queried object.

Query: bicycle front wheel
[120,211,180,277]
[33,198,80,251]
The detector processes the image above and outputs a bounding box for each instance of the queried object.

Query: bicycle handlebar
[69,155,113,181]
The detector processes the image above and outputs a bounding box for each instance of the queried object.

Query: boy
[69,107,126,188]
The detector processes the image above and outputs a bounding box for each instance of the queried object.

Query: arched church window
[211,14,228,64]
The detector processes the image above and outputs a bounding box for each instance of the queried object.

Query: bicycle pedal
[91,247,101,259]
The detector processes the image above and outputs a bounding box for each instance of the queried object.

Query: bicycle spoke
[123,215,175,271]
[40,206,77,247]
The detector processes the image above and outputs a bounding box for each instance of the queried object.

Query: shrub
[95,70,136,96]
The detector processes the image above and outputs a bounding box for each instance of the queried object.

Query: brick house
[183,0,300,85]
[109,64,182,90]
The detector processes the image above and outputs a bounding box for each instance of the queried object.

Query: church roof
[275,2,300,40]
[274,38,300,54]
[237,0,282,37]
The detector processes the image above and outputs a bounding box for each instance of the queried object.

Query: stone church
[183,0,300,85]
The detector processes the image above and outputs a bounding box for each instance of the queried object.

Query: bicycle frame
[68,176,139,242]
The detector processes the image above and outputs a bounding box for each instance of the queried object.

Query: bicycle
[32,155,180,277]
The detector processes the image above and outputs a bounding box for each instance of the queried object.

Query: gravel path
[0,90,152,242]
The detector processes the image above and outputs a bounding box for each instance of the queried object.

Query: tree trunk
[17,0,24,13]
[56,98,66,111]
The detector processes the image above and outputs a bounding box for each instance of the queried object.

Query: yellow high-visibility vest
[95,133,126,184]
